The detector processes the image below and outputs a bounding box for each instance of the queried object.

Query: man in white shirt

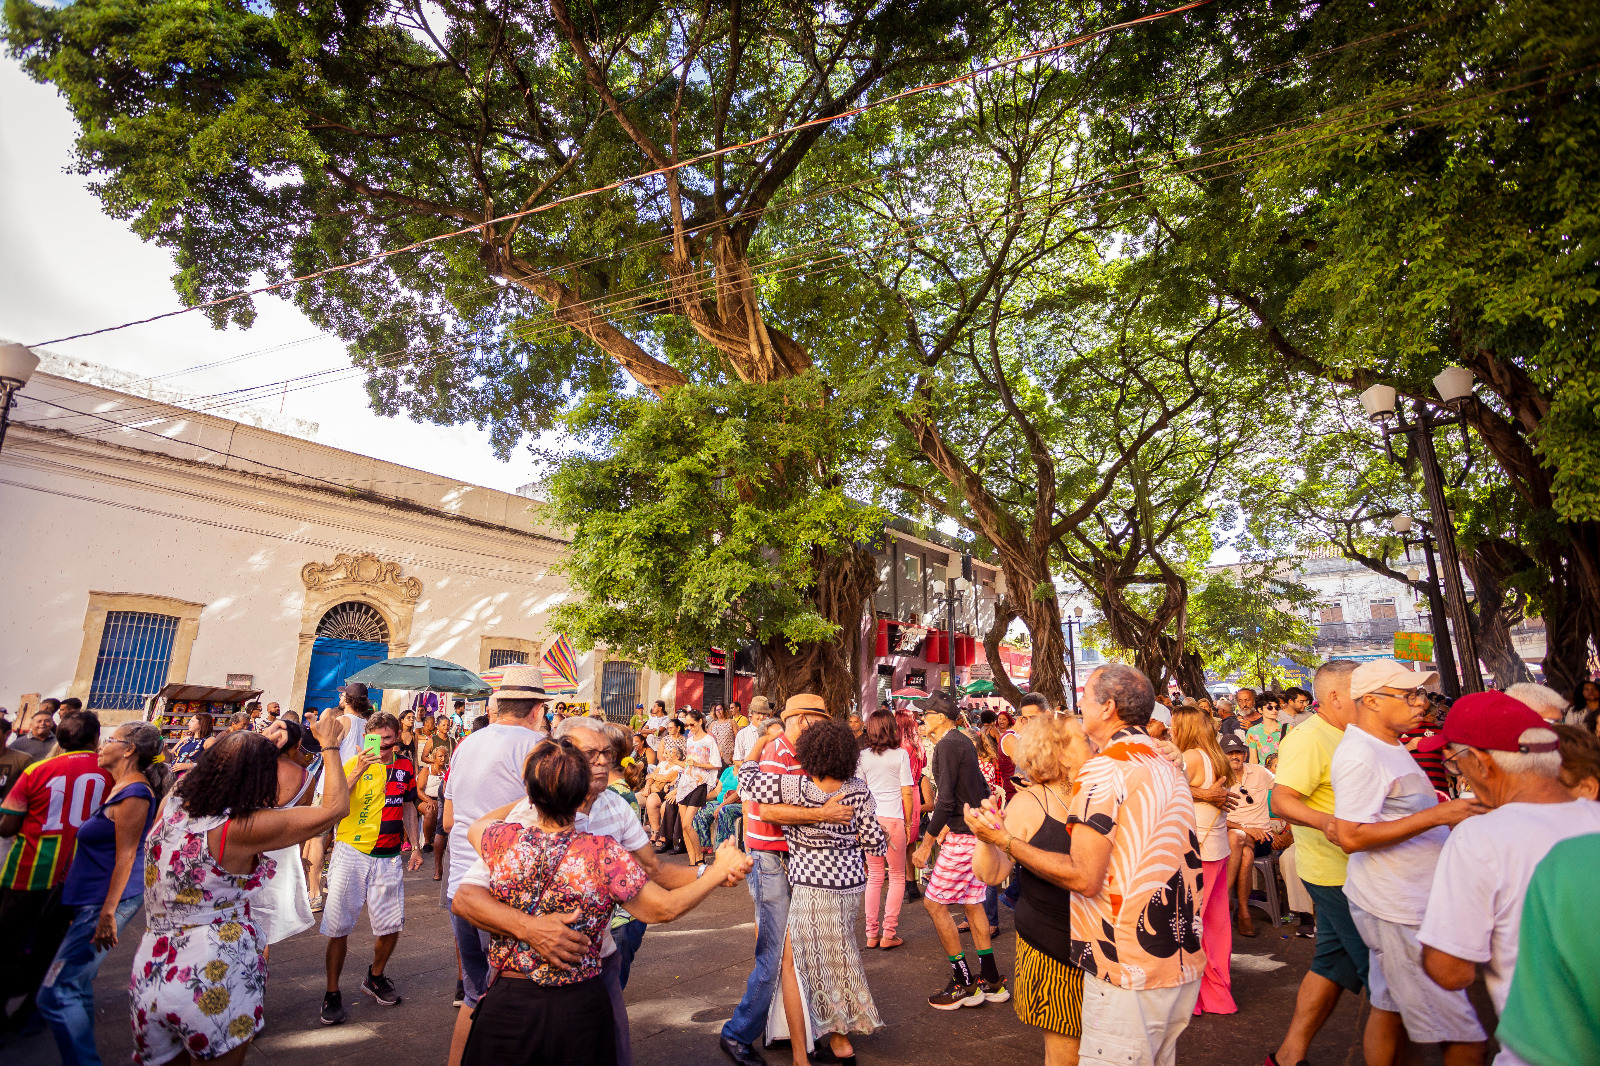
[438,668,549,1066]
[453,716,749,1066]
[731,697,771,763]
[643,699,671,752]
[1413,691,1600,1066]
[1330,660,1486,1066]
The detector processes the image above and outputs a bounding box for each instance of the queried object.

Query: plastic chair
[1248,851,1285,928]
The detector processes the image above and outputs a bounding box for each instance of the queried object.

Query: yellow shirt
[734,715,749,729]
[1272,713,1349,887]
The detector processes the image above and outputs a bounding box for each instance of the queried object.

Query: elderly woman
[458,739,749,1066]
[129,715,355,1066]
[966,714,1092,1066]
[740,718,889,1066]
[38,722,167,1066]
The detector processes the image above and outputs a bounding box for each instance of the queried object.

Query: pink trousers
[1194,856,1237,1015]
[864,816,908,939]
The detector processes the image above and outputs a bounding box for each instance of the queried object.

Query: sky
[0,55,545,494]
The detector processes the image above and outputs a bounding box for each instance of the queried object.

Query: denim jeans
[449,904,493,1007]
[721,850,791,1046]
[37,896,144,1066]
[613,918,648,990]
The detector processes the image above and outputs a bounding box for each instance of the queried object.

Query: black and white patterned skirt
[788,887,883,1036]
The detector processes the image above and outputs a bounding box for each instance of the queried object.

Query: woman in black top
[968,714,1091,1066]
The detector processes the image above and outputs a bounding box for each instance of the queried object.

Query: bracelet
[1002,834,1016,858]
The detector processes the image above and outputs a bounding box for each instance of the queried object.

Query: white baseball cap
[1349,659,1439,701]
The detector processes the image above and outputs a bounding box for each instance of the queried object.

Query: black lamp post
[1359,368,1483,693]
[1063,607,1083,713]
[0,342,41,453]
[1389,514,1461,698]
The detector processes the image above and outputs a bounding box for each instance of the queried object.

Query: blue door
[304,636,388,714]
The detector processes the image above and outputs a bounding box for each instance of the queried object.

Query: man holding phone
[319,712,423,1025]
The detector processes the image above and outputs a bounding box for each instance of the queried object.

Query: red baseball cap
[1417,691,1559,754]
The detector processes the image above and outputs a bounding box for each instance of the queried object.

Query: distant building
[1,353,668,723]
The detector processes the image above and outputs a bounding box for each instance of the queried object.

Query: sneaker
[320,991,346,1026]
[927,980,985,1010]
[362,969,401,1006]
[309,894,326,912]
[452,980,465,1007]
[980,978,1010,1003]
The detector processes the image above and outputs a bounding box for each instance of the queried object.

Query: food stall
[145,683,264,745]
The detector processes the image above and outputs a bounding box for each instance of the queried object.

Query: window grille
[315,602,389,642]
[89,611,179,711]
[600,661,641,722]
[488,649,528,668]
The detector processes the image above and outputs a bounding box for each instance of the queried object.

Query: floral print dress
[129,797,275,1064]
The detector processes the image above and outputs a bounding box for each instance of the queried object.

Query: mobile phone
[362,733,381,758]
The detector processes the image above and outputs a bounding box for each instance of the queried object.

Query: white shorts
[1350,903,1486,1045]
[319,841,406,938]
[1079,978,1200,1066]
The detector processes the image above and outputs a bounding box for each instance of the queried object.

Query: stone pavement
[9,856,1466,1066]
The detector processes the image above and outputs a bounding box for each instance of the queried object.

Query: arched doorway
[303,602,390,714]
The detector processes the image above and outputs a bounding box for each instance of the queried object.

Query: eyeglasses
[576,747,613,766]
[1441,748,1469,774]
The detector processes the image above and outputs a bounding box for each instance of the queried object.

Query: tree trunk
[981,598,1026,708]
[1014,590,1068,711]
[752,544,880,716]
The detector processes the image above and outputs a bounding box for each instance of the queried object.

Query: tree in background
[4,0,1016,704]
[1188,563,1320,690]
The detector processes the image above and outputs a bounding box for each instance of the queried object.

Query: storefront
[670,648,756,711]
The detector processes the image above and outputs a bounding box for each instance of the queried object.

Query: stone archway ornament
[301,553,423,601]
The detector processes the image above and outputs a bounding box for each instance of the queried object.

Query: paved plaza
[3,854,1493,1066]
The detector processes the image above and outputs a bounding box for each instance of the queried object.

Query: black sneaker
[927,980,984,1010]
[362,968,401,1006]
[320,991,346,1025]
[980,978,1010,1003]
[452,980,465,1007]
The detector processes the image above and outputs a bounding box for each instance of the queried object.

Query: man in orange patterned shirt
[971,664,1203,1066]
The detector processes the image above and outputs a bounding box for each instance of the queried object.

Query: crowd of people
[1,662,1598,1066]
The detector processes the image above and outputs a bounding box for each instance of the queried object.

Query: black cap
[1220,735,1248,755]
[923,689,962,721]
[342,682,368,699]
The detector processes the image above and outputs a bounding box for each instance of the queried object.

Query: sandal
[879,936,903,950]
[864,937,879,949]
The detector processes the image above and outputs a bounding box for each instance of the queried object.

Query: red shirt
[0,752,114,891]
[743,734,801,852]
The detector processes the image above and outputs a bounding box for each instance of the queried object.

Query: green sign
[1394,631,1435,662]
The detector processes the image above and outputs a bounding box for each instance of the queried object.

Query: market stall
[145,683,264,745]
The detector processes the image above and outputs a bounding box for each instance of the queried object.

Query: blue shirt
[61,782,156,907]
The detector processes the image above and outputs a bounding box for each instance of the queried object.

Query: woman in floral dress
[130,713,356,1065]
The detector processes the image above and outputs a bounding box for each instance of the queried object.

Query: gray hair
[116,720,172,799]
[760,717,782,733]
[553,716,610,743]
[1505,683,1569,722]
[1313,659,1359,704]
[1087,665,1154,726]
[1486,727,1563,778]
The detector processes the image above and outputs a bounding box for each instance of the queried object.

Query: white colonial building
[0,352,669,724]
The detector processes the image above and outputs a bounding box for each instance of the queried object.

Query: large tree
[6,0,1017,703]
[1122,0,1600,687]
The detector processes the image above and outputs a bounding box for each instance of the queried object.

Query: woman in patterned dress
[740,718,889,1066]
[458,739,750,1066]
[130,714,358,1066]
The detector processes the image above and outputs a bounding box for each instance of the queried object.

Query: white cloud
[0,56,545,493]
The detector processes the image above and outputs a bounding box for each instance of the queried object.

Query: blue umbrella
[346,656,492,697]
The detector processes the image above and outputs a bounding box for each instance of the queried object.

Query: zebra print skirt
[788,887,883,1036]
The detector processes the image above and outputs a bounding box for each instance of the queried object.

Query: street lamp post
[1359,368,1484,692]
[1063,606,1084,713]
[1390,514,1462,698]
[0,343,41,453]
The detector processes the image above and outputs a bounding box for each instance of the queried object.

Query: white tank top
[1193,755,1231,862]
[337,712,369,765]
